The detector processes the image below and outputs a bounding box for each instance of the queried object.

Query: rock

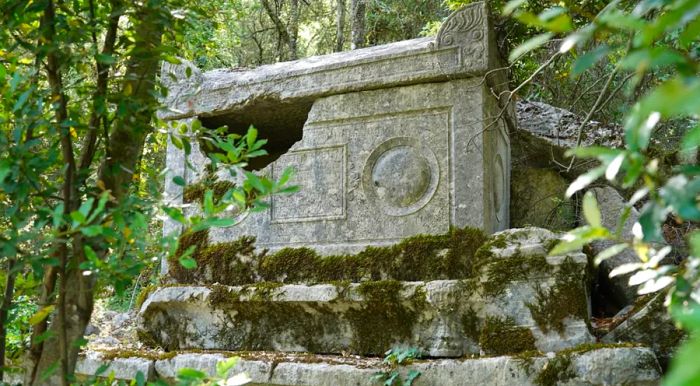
[92,336,120,347]
[139,228,594,357]
[603,291,685,368]
[145,347,661,385]
[510,167,575,231]
[515,100,622,149]
[511,100,623,183]
[75,351,155,381]
[112,312,132,329]
[589,186,642,307]
[84,323,100,336]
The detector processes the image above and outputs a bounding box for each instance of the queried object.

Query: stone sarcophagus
[161,2,511,255]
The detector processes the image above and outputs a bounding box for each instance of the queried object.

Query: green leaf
[83,245,99,261]
[618,47,687,71]
[609,263,642,277]
[244,171,266,193]
[179,256,197,270]
[406,369,422,386]
[572,45,609,77]
[162,207,186,224]
[566,166,606,197]
[177,368,206,380]
[96,53,116,64]
[594,243,629,266]
[207,217,239,227]
[203,190,214,215]
[0,160,10,183]
[246,126,258,150]
[582,191,602,227]
[70,210,87,226]
[216,357,240,378]
[682,125,700,152]
[509,33,554,62]
[29,305,55,325]
[172,176,186,186]
[503,0,526,15]
[660,176,700,221]
[549,226,611,255]
[80,225,104,237]
[638,203,668,242]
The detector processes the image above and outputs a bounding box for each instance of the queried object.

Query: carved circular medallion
[363,137,439,216]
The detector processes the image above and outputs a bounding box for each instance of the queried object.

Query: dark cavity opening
[199,98,312,171]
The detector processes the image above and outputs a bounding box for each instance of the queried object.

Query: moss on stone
[170,226,488,286]
[479,316,536,356]
[481,253,551,297]
[534,353,575,386]
[526,257,588,334]
[99,349,177,361]
[168,230,264,285]
[460,307,480,342]
[347,280,426,355]
[183,177,235,204]
[134,284,157,310]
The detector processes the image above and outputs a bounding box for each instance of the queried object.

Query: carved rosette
[435,3,486,66]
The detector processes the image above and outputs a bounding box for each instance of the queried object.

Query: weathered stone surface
[515,100,622,149]
[589,186,642,307]
[603,291,685,368]
[75,351,155,381]
[510,167,575,231]
[162,3,512,257]
[71,347,659,385]
[140,228,593,357]
[191,79,510,255]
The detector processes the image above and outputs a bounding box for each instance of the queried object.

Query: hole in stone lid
[199,98,312,171]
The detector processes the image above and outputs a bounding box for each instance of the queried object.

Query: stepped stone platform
[139,228,594,357]
[74,347,661,385]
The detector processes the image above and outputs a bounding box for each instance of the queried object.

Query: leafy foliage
[504,0,699,384]
[371,347,422,386]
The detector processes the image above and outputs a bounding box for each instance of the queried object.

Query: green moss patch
[168,227,488,285]
[525,257,589,333]
[479,316,536,356]
[481,253,551,297]
[183,172,236,204]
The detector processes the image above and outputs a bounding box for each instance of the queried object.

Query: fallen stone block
[602,291,685,368]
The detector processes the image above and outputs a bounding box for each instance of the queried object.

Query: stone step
[139,277,593,357]
[73,346,661,385]
[140,228,594,357]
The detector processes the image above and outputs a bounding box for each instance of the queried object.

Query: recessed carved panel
[271,145,346,223]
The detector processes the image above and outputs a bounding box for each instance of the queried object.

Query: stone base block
[140,228,595,357]
[74,347,661,385]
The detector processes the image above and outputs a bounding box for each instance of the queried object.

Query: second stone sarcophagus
[161,2,511,255]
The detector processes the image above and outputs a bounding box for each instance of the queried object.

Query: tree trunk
[350,0,365,50]
[0,260,17,383]
[288,0,299,60]
[335,0,346,52]
[27,2,164,384]
[261,0,295,61]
